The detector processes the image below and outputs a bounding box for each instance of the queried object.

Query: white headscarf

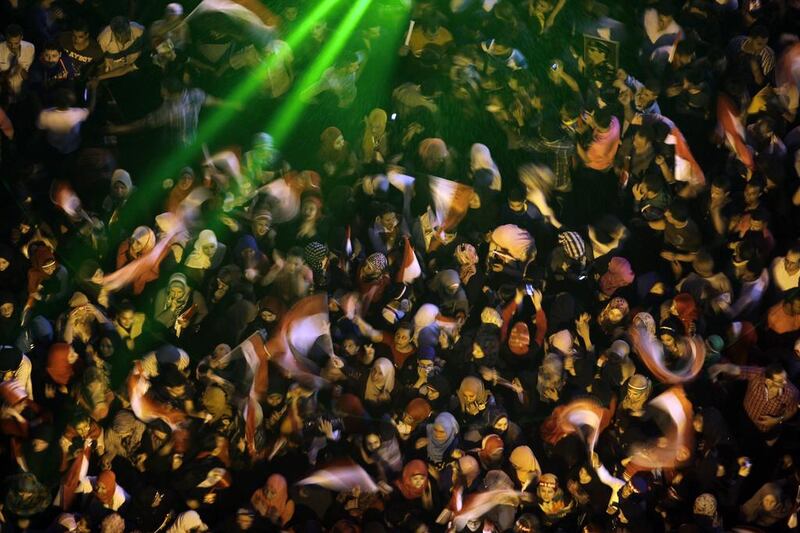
[365,358,395,401]
[470,143,501,191]
[184,229,218,269]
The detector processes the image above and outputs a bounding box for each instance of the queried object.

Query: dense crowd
[1,0,800,531]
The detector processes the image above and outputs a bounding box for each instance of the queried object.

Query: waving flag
[429,176,474,232]
[396,236,422,283]
[452,490,526,530]
[658,115,705,187]
[127,361,187,429]
[296,462,378,493]
[540,398,612,455]
[102,227,182,294]
[625,386,694,478]
[265,294,331,389]
[777,41,800,88]
[716,94,754,170]
[55,446,90,509]
[185,0,276,42]
[629,325,705,384]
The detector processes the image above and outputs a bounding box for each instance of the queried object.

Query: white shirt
[771,257,800,292]
[98,22,144,69]
[37,107,90,154]
[0,40,35,72]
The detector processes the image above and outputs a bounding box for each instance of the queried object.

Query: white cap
[166,2,184,16]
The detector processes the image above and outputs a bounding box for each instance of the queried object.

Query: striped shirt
[728,36,775,76]
[739,366,799,431]
[145,88,206,148]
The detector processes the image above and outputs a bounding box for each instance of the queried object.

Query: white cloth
[98,22,144,69]
[37,108,90,154]
[0,40,35,72]
[771,257,800,293]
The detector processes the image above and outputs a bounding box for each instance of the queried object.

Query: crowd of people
[1,0,800,531]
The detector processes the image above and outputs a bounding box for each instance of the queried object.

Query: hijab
[672,293,699,335]
[362,108,388,160]
[251,474,294,525]
[185,230,219,270]
[459,455,480,486]
[454,243,479,284]
[741,482,792,526]
[165,273,190,311]
[470,143,501,191]
[27,246,57,295]
[0,292,18,345]
[130,226,156,257]
[537,353,565,400]
[419,138,449,173]
[396,459,429,499]
[319,126,348,164]
[364,357,395,402]
[599,257,635,296]
[478,434,505,465]
[633,312,657,336]
[510,445,541,482]
[426,412,459,462]
[46,342,75,386]
[457,376,488,416]
[95,470,117,506]
[0,244,24,290]
[598,297,630,329]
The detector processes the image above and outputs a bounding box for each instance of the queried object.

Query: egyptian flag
[396,237,422,283]
[659,116,705,187]
[265,294,330,389]
[127,361,187,429]
[776,41,800,88]
[452,489,525,530]
[630,325,705,384]
[716,94,754,170]
[226,331,269,456]
[626,386,694,477]
[185,0,277,41]
[102,226,182,293]
[54,445,90,509]
[429,176,474,232]
[540,398,612,456]
[296,461,379,492]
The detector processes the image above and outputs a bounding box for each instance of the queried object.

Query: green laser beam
[192,0,345,150]
[267,0,374,147]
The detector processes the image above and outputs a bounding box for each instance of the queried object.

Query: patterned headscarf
[454,243,479,283]
[304,242,329,274]
[558,231,585,260]
[365,252,388,273]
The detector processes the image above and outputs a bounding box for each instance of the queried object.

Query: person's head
[507,187,526,212]
[284,247,305,274]
[71,19,90,45]
[394,323,413,347]
[744,180,763,207]
[41,42,61,67]
[748,25,770,52]
[692,249,715,277]
[656,1,676,29]
[635,77,661,110]
[161,76,184,98]
[665,200,689,227]
[784,243,800,275]
[72,415,91,438]
[236,508,255,529]
[642,171,665,198]
[377,204,398,231]
[673,40,695,67]
[364,432,381,452]
[301,195,322,222]
[0,299,14,319]
[362,252,388,278]
[420,16,440,36]
[110,16,132,42]
[116,301,136,329]
[633,125,655,152]
[765,363,787,394]
[4,24,23,47]
[168,276,187,301]
[164,2,184,21]
[251,211,272,237]
[537,474,558,502]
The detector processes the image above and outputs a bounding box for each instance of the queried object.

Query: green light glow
[267,0,373,146]
[192,0,345,148]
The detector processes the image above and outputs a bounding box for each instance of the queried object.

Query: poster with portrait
[583,34,619,71]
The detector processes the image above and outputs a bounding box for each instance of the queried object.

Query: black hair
[765,363,785,379]
[507,187,525,203]
[395,321,413,333]
[53,88,74,109]
[643,171,665,193]
[749,25,770,40]
[42,41,60,53]
[635,124,656,143]
[162,76,184,95]
[594,108,613,129]
[287,246,304,259]
[667,199,689,223]
[71,18,90,33]
[5,24,23,38]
